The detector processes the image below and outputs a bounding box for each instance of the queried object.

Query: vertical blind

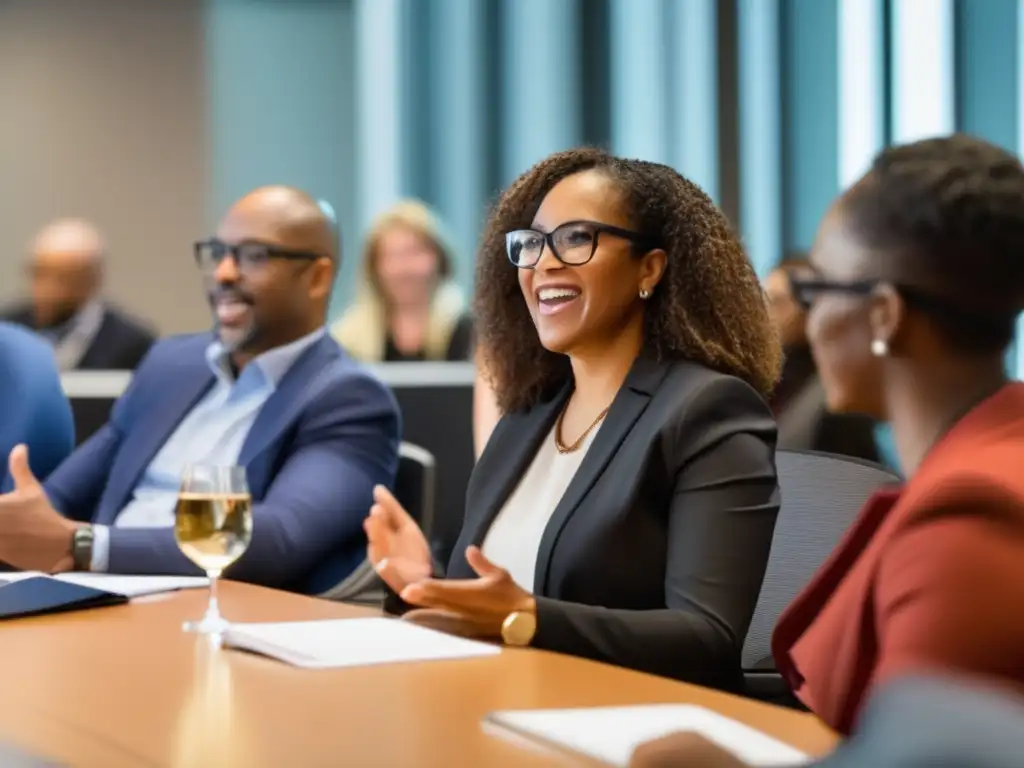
[207,0,1023,363]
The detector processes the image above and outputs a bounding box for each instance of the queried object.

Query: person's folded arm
[105,374,401,587]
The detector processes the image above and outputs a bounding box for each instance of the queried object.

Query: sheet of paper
[484,704,810,767]
[53,574,209,598]
[223,618,501,669]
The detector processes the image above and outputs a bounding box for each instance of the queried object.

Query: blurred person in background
[0,186,400,593]
[627,133,1024,763]
[764,257,880,463]
[1,218,156,370]
[0,323,74,494]
[331,200,474,362]
[365,149,782,691]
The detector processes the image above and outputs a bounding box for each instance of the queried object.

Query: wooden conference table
[0,583,837,767]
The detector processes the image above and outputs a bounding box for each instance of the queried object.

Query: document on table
[222,618,501,669]
[54,573,209,597]
[482,704,811,767]
[0,572,208,598]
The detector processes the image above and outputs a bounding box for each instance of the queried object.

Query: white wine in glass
[175,464,253,635]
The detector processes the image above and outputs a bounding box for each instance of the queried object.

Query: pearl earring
[871,338,889,357]
[639,288,651,300]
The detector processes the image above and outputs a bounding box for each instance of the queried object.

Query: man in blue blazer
[0,186,401,594]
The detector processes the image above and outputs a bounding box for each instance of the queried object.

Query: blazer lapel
[532,356,670,593]
[100,354,215,522]
[462,385,570,550]
[237,336,338,470]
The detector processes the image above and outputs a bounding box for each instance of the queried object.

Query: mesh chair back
[742,450,900,670]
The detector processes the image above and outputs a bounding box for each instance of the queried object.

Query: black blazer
[390,355,780,691]
[1,303,156,371]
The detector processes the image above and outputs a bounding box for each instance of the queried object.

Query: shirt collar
[205,326,326,391]
[40,298,104,340]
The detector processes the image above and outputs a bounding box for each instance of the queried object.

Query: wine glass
[175,464,253,635]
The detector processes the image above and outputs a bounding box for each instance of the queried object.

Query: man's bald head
[204,185,337,363]
[32,218,105,266]
[218,186,338,262]
[27,218,105,329]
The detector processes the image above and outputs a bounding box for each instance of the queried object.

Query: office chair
[318,441,436,604]
[742,449,901,701]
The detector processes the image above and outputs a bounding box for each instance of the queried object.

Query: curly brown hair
[474,148,781,413]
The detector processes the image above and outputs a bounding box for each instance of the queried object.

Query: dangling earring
[639,288,651,300]
[871,338,889,357]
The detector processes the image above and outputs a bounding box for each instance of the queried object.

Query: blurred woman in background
[630,133,1024,765]
[331,200,473,362]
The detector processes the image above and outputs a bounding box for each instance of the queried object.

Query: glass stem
[206,569,223,621]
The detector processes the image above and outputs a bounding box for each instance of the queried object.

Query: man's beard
[217,319,262,355]
[35,302,80,331]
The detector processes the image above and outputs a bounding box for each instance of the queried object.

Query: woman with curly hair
[365,148,782,690]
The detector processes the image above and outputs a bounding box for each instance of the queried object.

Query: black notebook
[0,576,127,620]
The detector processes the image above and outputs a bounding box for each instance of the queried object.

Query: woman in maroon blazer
[630,135,1024,765]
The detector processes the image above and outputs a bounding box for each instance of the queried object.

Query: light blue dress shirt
[91,328,327,571]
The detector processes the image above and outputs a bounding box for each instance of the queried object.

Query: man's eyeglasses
[193,239,323,273]
[505,220,658,269]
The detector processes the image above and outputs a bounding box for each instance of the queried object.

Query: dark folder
[0,577,127,620]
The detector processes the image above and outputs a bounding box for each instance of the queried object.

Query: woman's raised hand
[364,484,433,593]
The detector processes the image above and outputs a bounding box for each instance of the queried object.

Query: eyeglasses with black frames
[505,220,658,269]
[193,239,323,274]
[788,271,1011,336]
[787,275,880,311]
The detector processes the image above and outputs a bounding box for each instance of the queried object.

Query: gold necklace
[554,402,610,454]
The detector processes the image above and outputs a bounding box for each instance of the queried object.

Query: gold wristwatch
[500,610,538,647]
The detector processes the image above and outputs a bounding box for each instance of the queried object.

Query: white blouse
[480,421,601,591]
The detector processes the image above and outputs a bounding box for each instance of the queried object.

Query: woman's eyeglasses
[788,272,1011,336]
[505,220,657,269]
[786,276,879,311]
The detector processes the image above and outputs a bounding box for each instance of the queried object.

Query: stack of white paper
[222,618,501,669]
[0,572,208,598]
[483,704,810,767]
